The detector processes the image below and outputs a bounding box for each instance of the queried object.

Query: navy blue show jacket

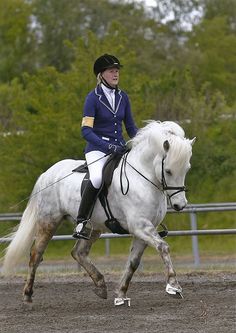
[81,85,138,154]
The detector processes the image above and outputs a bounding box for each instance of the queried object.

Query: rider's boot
[72,181,99,240]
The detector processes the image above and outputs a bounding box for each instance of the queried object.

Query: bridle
[120,151,187,200]
[161,158,187,199]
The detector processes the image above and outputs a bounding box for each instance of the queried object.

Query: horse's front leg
[71,229,107,299]
[115,238,147,305]
[133,219,183,298]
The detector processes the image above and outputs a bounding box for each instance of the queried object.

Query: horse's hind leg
[23,222,57,303]
[116,238,147,300]
[71,230,107,299]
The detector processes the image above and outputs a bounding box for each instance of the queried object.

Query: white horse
[2,121,195,305]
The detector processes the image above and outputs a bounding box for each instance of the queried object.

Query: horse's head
[153,131,195,211]
[131,121,195,211]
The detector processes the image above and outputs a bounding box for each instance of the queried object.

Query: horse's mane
[131,120,185,147]
[130,121,191,166]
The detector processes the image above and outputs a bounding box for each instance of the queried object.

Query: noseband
[120,153,187,198]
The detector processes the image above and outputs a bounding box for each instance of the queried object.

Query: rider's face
[102,68,119,88]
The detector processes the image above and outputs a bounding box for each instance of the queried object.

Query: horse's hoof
[93,286,107,299]
[166,283,183,299]
[175,291,183,299]
[23,295,33,303]
[114,297,131,307]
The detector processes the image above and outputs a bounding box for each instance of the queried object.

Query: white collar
[101,83,115,94]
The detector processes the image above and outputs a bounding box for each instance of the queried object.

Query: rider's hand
[108,144,126,155]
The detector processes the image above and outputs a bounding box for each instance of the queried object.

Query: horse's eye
[165,169,172,176]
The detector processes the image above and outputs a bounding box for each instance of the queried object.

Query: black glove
[108,144,126,155]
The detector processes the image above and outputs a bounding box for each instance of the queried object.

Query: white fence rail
[0,203,236,266]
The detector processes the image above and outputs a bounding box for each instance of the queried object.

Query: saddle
[72,153,128,234]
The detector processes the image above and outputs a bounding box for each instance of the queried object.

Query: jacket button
[115,131,117,134]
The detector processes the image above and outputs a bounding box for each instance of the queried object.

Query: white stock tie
[110,90,115,110]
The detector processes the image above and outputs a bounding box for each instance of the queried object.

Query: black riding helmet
[93,54,123,76]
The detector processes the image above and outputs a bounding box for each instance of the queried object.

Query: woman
[73,54,138,239]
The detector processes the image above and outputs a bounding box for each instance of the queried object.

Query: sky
[134,0,157,6]
[133,0,203,31]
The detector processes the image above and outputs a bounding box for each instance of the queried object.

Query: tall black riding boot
[72,180,99,240]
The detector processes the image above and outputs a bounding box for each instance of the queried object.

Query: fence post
[105,238,110,256]
[190,212,200,266]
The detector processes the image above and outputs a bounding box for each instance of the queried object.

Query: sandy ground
[0,269,235,333]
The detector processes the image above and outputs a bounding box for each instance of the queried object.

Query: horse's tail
[2,193,39,276]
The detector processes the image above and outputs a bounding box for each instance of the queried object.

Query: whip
[9,153,110,210]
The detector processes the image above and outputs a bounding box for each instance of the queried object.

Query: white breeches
[85,151,110,189]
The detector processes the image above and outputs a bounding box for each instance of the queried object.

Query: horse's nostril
[173,204,181,211]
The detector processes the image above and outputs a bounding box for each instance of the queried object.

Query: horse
[2,120,195,305]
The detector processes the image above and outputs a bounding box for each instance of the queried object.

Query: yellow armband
[81,116,94,128]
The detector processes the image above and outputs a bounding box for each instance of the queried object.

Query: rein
[120,152,163,195]
[120,151,187,198]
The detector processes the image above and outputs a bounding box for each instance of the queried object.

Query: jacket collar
[95,85,122,115]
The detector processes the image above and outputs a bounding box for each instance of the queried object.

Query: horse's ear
[190,137,196,146]
[163,140,170,152]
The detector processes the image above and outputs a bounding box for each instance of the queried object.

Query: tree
[0,67,83,209]
[188,15,236,104]
[0,0,37,82]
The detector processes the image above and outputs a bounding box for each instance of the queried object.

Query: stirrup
[72,220,93,240]
[158,223,168,238]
